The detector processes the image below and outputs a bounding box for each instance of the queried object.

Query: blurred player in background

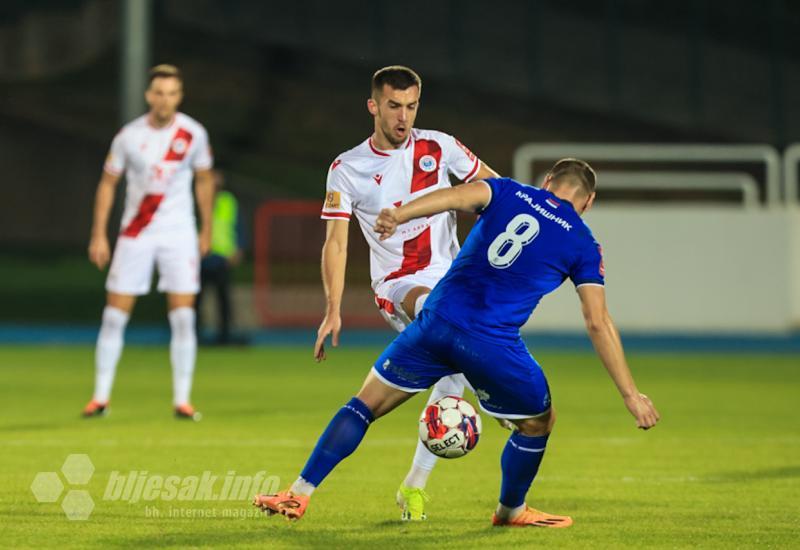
[255,160,660,525]
[196,168,245,345]
[82,64,214,421]
[313,65,499,520]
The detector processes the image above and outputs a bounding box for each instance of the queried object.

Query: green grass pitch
[1,345,797,548]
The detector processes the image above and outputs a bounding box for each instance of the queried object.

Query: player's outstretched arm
[577,285,660,430]
[470,161,500,182]
[315,219,349,361]
[374,181,491,240]
[194,169,215,256]
[88,170,122,270]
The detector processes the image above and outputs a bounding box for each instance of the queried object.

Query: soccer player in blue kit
[254,158,660,526]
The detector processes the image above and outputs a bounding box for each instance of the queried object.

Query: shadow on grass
[702,465,800,483]
[114,515,515,548]
[0,421,69,432]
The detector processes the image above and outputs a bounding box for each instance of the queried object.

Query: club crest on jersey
[163,128,193,162]
[418,155,438,173]
[171,137,189,155]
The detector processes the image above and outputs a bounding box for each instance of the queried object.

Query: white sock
[404,374,467,489]
[169,307,197,406]
[495,502,526,521]
[413,293,429,317]
[92,306,129,403]
[290,477,316,496]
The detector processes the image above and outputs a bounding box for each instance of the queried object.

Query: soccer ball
[419,396,482,458]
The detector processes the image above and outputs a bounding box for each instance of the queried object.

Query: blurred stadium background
[2,0,799,343]
[1,2,799,546]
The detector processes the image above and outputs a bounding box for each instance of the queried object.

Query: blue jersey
[424,178,605,342]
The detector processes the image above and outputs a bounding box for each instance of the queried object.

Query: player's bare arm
[577,285,660,430]
[315,219,349,361]
[194,168,214,256]
[374,181,491,240]
[88,169,122,269]
[469,161,499,182]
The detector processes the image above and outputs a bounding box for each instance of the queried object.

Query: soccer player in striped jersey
[255,159,660,526]
[82,64,214,421]
[312,65,499,520]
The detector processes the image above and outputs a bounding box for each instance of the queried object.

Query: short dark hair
[547,158,597,196]
[371,65,422,96]
[148,64,182,85]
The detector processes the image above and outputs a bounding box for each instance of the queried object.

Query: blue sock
[499,431,549,508]
[299,397,374,487]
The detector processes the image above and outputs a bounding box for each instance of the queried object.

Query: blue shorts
[372,310,551,419]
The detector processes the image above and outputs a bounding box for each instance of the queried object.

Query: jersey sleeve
[478,177,515,215]
[103,132,126,176]
[190,127,214,171]
[570,239,606,287]
[320,160,354,220]
[440,133,481,182]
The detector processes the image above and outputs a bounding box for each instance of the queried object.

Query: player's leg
[167,293,199,419]
[452,334,571,527]
[255,316,452,521]
[84,293,137,417]
[254,372,417,520]
[157,231,201,419]
[84,235,154,417]
[493,409,571,527]
[216,261,232,343]
[396,285,469,519]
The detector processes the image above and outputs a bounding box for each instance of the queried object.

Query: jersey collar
[543,189,576,211]
[147,113,177,131]
[368,134,412,156]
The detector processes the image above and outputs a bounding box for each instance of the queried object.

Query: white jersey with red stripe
[104,112,213,237]
[320,128,482,290]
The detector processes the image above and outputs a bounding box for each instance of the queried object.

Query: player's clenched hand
[88,235,111,269]
[314,312,342,362]
[623,393,660,430]
[374,208,400,241]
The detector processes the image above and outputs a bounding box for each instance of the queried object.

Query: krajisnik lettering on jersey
[424,178,605,342]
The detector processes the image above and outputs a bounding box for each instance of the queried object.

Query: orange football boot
[174,403,202,421]
[253,491,310,521]
[492,506,573,528]
[82,400,108,418]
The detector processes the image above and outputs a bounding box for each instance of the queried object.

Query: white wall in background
[523,206,800,334]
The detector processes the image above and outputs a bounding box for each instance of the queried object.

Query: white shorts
[373,271,444,333]
[106,230,200,296]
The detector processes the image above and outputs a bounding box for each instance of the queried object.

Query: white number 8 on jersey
[487,213,540,269]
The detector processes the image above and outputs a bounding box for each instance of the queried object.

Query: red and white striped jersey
[104,112,213,237]
[321,128,482,289]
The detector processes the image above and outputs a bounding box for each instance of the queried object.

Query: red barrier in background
[253,200,384,327]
